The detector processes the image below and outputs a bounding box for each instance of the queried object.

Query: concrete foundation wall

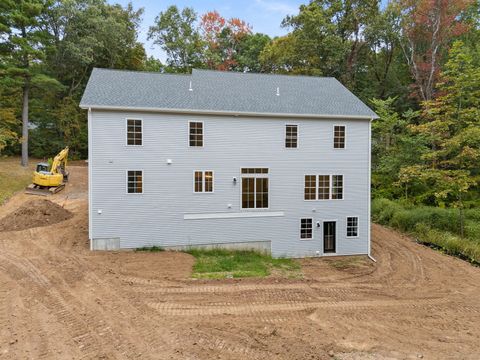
[163,240,271,253]
[91,238,120,251]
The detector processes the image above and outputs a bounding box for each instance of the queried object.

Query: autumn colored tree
[394,0,473,101]
[200,11,252,70]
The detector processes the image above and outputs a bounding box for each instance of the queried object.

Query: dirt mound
[0,199,73,232]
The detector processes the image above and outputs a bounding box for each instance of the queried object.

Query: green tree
[399,41,480,209]
[0,0,60,166]
[371,97,426,199]
[148,5,203,73]
[236,33,270,72]
[280,0,380,87]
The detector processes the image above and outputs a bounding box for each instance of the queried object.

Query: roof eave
[79,104,376,120]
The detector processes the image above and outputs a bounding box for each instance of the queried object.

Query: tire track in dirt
[0,251,155,359]
[147,297,448,316]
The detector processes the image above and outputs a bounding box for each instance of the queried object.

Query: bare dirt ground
[1,166,480,360]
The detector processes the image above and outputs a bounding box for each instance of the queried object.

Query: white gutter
[80,104,377,120]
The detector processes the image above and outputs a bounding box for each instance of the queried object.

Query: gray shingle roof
[80,68,378,119]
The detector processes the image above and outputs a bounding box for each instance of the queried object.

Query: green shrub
[374,199,480,265]
[371,198,402,225]
[135,246,165,252]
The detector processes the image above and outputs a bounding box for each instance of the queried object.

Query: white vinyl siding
[90,110,370,258]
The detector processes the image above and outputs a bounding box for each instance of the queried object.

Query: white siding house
[80,68,378,258]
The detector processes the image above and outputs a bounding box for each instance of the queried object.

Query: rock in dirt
[0,199,73,232]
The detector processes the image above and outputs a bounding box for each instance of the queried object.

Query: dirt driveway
[0,166,479,360]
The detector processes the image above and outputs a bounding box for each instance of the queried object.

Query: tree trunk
[459,193,465,238]
[21,79,29,167]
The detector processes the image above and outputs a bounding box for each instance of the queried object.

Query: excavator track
[25,183,65,196]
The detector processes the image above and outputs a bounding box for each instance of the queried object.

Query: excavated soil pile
[0,199,73,232]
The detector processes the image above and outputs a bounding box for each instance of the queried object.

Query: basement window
[300,218,313,239]
[241,168,269,209]
[285,124,298,148]
[194,171,214,193]
[347,217,358,237]
[189,121,203,147]
[127,170,143,194]
[127,119,142,146]
[334,125,345,149]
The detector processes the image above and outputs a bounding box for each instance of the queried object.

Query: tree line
[1,0,479,208]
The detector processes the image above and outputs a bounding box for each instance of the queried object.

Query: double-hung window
[332,175,343,199]
[304,175,343,200]
[318,175,330,200]
[127,119,142,146]
[194,171,214,193]
[347,217,358,237]
[304,175,317,200]
[127,170,143,194]
[285,124,298,148]
[241,168,269,209]
[189,121,203,147]
[300,218,313,239]
[334,125,345,149]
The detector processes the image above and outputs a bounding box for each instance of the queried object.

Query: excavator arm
[50,147,69,176]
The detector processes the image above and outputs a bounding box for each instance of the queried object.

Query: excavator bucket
[25,183,65,196]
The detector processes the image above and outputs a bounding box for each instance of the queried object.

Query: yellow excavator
[26,147,69,195]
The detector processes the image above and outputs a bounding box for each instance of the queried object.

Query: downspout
[367,117,376,263]
[88,108,93,251]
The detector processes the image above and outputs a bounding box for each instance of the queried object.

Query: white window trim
[240,167,270,210]
[300,218,314,240]
[192,170,215,194]
[303,174,344,201]
[346,216,359,238]
[303,174,317,201]
[188,120,204,148]
[333,124,346,150]
[125,118,143,147]
[126,169,144,194]
[285,123,299,149]
[331,174,345,201]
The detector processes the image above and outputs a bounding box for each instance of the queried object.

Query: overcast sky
[108,0,307,61]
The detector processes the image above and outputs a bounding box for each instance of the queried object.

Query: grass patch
[372,198,480,265]
[185,248,301,279]
[135,246,165,252]
[0,156,36,204]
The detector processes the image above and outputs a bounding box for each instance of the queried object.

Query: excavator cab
[36,163,50,174]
